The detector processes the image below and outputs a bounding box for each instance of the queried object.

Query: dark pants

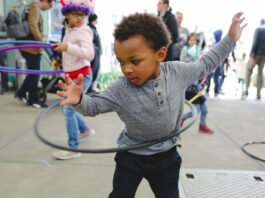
[18,51,41,103]
[164,44,175,62]
[88,48,100,92]
[213,66,221,95]
[0,52,8,90]
[109,147,182,198]
[206,74,213,94]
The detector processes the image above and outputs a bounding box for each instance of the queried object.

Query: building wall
[0,1,3,15]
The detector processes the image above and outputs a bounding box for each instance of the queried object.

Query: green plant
[96,68,123,91]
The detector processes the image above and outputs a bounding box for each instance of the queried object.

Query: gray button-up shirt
[75,35,236,155]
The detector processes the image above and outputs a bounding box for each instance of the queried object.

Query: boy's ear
[156,46,167,63]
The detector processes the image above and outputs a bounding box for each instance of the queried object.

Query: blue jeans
[61,73,92,148]
[182,103,208,125]
[109,147,182,198]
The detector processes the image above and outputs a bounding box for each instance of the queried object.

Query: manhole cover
[180,169,265,198]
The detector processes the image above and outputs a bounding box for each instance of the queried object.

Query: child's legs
[238,78,245,95]
[75,73,93,133]
[109,152,143,198]
[82,73,93,92]
[193,103,201,118]
[62,104,80,148]
[182,111,193,120]
[61,74,93,148]
[146,149,182,198]
[75,112,89,133]
[198,102,208,125]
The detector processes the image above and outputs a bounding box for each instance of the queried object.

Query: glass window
[50,0,64,42]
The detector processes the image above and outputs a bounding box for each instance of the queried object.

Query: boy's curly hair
[114,13,171,51]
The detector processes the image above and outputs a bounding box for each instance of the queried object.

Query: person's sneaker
[242,91,248,99]
[79,128,96,142]
[0,88,8,95]
[53,150,81,160]
[29,101,48,108]
[14,91,28,104]
[212,94,219,101]
[256,95,261,100]
[199,124,214,134]
[219,90,225,95]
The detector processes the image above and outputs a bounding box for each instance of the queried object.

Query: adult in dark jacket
[244,19,265,100]
[87,14,102,92]
[0,15,8,95]
[157,0,178,61]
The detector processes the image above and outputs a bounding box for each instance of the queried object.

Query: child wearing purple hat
[52,0,96,160]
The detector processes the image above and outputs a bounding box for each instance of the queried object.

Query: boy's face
[114,35,166,86]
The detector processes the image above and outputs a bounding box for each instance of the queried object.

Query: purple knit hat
[61,0,95,16]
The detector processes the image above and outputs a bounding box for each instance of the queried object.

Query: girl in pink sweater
[52,0,95,160]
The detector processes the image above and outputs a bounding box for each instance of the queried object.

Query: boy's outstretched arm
[57,74,84,106]
[228,12,247,42]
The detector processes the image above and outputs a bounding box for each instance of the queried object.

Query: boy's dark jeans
[18,51,41,104]
[109,147,182,198]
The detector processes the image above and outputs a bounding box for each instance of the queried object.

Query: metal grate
[180,169,265,198]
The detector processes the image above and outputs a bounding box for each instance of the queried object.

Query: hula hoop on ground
[241,141,265,162]
[34,100,198,153]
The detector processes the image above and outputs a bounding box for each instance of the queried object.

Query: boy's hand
[57,74,84,106]
[52,43,68,52]
[228,12,247,42]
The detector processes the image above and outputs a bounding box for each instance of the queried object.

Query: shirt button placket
[154,82,164,109]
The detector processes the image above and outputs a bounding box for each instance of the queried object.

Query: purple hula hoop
[0,68,64,75]
[0,42,64,75]
[0,45,55,53]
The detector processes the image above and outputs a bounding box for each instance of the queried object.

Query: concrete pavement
[0,90,264,198]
